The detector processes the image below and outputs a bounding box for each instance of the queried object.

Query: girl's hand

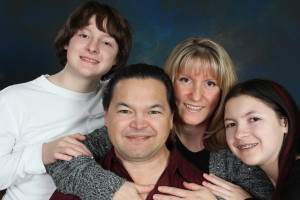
[202,173,252,200]
[153,182,217,200]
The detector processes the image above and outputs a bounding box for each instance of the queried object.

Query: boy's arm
[0,97,47,189]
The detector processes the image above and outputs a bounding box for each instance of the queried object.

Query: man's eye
[149,110,162,115]
[119,110,129,114]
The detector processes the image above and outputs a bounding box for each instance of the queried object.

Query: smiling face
[174,60,221,126]
[224,95,288,169]
[64,15,119,81]
[104,78,173,162]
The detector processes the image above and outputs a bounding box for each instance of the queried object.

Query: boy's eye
[80,34,89,39]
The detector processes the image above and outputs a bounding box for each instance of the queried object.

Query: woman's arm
[46,127,154,200]
[46,127,125,200]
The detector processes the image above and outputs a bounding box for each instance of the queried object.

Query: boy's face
[64,15,119,81]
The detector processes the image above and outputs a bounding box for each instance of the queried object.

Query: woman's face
[173,61,221,126]
[224,95,288,169]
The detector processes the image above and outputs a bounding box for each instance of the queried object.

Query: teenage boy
[0,2,133,199]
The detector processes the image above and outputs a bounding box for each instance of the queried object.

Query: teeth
[238,144,257,149]
[130,136,148,139]
[81,57,99,63]
[185,104,203,110]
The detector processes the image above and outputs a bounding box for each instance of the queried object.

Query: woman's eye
[206,81,216,87]
[180,77,190,83]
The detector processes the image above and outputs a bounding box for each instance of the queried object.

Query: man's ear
[104,107,108,127]
[280,117,288,135]
[170,112,174,129]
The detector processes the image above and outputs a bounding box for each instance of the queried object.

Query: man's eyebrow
[149,104,165,110]
[115,102,130,109]
[114,103,166,110]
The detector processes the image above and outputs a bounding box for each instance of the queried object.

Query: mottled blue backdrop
[0,0,299,104]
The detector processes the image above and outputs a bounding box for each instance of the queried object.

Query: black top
[280,159,300,200]
[175,136,210,173]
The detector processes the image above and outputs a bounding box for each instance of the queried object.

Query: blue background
[0,0,299,105]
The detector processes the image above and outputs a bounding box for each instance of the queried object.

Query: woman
[154,37,273,200]
[47,37,273,200]
[164,37,236,171]
[221,79,300,199]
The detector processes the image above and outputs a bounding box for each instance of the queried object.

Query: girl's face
[224,95,288,169]
[173,61,221,126]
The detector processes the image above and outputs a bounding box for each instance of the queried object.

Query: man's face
[104,78,173,162]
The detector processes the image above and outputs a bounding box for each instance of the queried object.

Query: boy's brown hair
[54,2,132,76]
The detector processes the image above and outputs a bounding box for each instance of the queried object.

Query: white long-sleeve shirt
[0,75,105,200]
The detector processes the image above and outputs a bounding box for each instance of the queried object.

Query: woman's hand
[153,182,217,200]
[42,133,92,165]
[113,181,154,200]
[202,173,252,200]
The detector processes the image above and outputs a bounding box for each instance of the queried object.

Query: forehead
[225,95,276,117]
[85,15,106,31]
[111,78,168,106]
[178,58,217,78]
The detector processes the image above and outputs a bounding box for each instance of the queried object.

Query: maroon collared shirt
[50,146,204,200]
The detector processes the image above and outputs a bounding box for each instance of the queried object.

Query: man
[48,63,205,200]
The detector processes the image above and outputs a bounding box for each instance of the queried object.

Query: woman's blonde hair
[164,37,237,151]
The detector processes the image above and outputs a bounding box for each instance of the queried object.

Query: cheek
[106,48,119,60]
[174,85,185,102]
[225,130,235,144]
[207,91,221,106]
[226,137,236,153]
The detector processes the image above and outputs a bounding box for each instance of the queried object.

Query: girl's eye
[250,117,260,122]
[225,123,235,128]
[179,77,191,83]
[103,41,111,46]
